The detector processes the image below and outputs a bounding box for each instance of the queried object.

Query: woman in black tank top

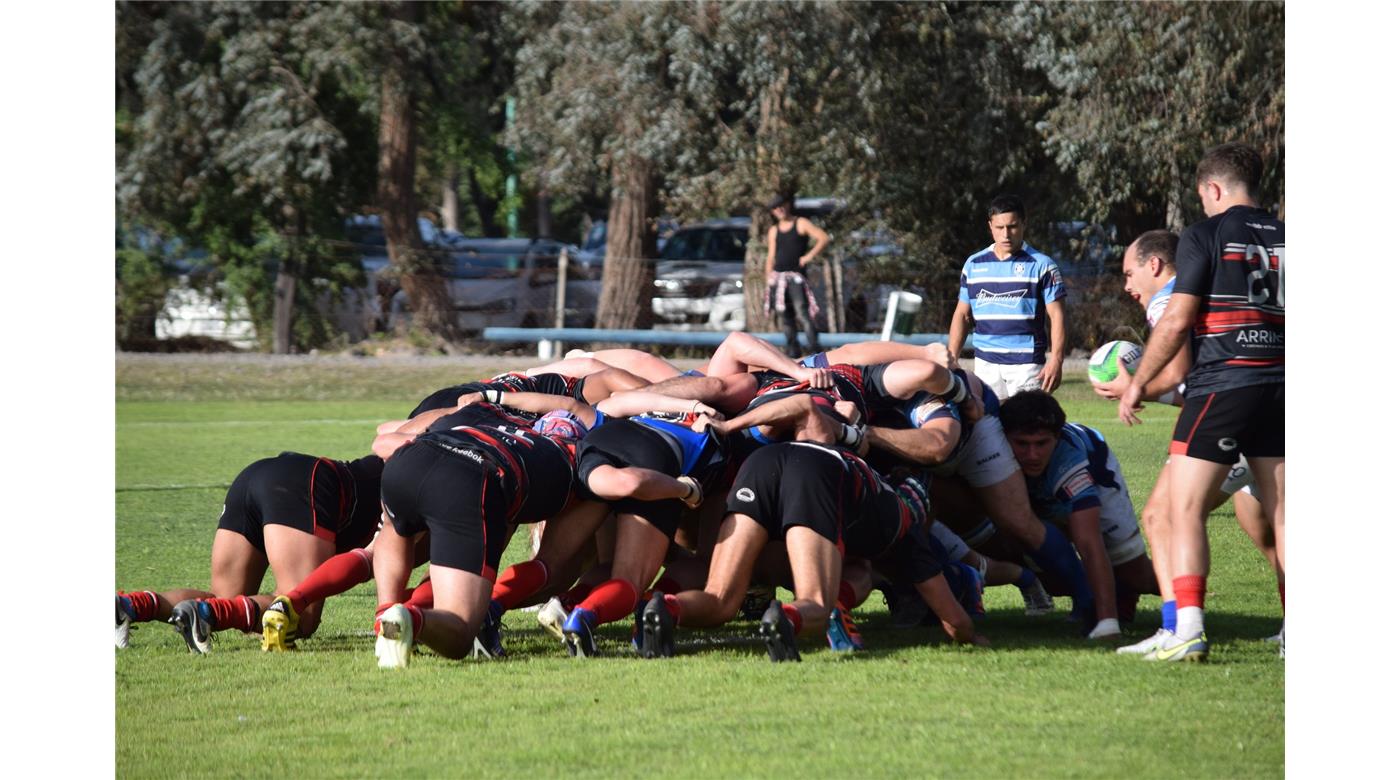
[765,193,831,357]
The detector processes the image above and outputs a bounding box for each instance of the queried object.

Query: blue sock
[1014,568,1038,590]
[1161,600,1177,632]
[1030,525,1094,617]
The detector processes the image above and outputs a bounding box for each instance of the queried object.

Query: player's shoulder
[1020,242,1059,268]
[964,246,996,265]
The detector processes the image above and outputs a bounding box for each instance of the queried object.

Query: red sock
[577,579,640,625]
[562,580,595,610]
[838,581,857,611]
[1173,575,1207,610]
[1277,581,1285,611]
[663,593,682,623]
[405,578,434,609]
[781,603,804,634]
[374,603,424,636]
[491,560,550,611]
[203,596,261,633]
[286,548,373,613]
[122,591,159,623]
[652,575,683,594]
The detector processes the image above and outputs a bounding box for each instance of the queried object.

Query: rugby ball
[1087,340,1142,384]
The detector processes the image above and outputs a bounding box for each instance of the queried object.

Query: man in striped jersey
[1120,143,1284,663]
[947,194,1068,400]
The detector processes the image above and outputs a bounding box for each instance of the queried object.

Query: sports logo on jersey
[1063,470,1094,497]
[1013,262,1026,276]
[736,487,756,502]
[975,288,1026,308]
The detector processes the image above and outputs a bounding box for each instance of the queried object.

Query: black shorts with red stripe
[379,439,509,580]
[1171,383,1284,464]
[216,452,383,555]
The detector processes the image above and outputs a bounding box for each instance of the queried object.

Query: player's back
[1176,205,1284,395]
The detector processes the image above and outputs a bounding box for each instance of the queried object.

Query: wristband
[484,389,504,404]
[936,373,969,405]
[837,423,865,449]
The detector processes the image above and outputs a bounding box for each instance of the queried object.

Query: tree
[118,2,379,352]
[1012,1,1285,234]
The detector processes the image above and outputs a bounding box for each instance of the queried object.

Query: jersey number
[1245,244,1283,307]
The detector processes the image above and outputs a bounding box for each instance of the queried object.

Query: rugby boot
[1144,630,1209,663]
[536,596,569,643]
[738,585,776,620]
[629,599,646,653]
[1116,628,1172,655]
[169,599,215,655]
[375,604,414,669]
[473,600,506,659]
[758,601,801,663]
[640,592,676,659]
[562,607,599,658]
[825,606,865,653]
[116,595,134,650]
[260,596,299,652]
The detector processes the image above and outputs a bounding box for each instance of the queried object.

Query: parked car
[651,218,751,329]
[384,237,600,332]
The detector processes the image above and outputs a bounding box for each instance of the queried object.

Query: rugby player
[116,451,383,653]
[1119,142,1284,662]
[368,401,580,668]
[638,441,987,661]
[999,390,1161,639]
[1094,229,1283,655]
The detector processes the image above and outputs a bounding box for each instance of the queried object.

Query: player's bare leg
[783,526,842,635]
[210,528,270,598]
[876,358,959,400]
[574,349,684,383]
[1231,490,1282,586]
[1155,454,1233,662]
[673,513,769,626]
[263,525,336,639]
[645,372,759,415]
[561,513,669,657]
[403,565,494,661]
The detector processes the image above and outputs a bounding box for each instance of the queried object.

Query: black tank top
[773,221,809,273]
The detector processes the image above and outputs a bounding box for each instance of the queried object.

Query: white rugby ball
[1087,340,1142,384]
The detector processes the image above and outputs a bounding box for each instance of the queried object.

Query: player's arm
[796,217,831,266]
[596,390,717,421]
[1064,504,1119,634]
[765,225,777,276]
[386,406,458,436]
[465,390,598,427]
[701,394,815,436]
[1040,298,1067,392]
[946,300,973,369]
[864,417,961,465]
[372,431,416,460]
[707,331,833,388]
[1119,292,1201,425]
[914,573,988,646]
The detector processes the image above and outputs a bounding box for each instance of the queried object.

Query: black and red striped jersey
[421,403,576,522]
[1174,205,1284,396]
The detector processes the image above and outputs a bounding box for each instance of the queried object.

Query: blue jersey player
[998,390,1161,641]
[946,194,1067,399]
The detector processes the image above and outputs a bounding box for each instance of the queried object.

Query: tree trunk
[272,262,296,354]
[378,1,454,337]
[744,207,770,332]
[745,69,789,330]
[595,157,657,330]
[441,162,460,233]
[536,187,552,239]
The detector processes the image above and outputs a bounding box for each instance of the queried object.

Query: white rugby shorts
[973,358,1043,401]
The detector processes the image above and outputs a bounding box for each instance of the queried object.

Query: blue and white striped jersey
[957,242,1065,365]
[1024,423,1121,520]
[1145,276,1176,329]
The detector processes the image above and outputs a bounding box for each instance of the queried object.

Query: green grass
[116,358,1282,778]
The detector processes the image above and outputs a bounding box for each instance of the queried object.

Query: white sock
[1176,606,1205,637]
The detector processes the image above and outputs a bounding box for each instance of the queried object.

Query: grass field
[115,355,1283,778]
